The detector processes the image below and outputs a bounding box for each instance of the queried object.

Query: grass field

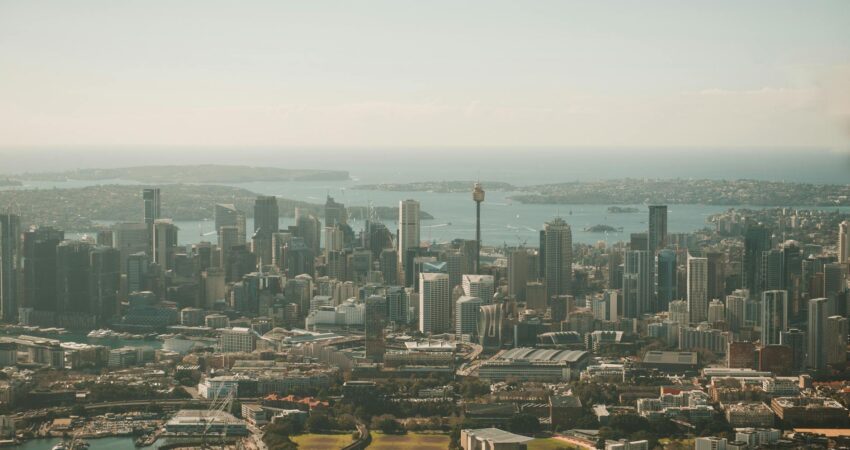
[526,438,580,450]
[369,432,451,450]
[290,433,354,449]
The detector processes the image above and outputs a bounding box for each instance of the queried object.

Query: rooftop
[498,347,588,363]
[462,427,534,444]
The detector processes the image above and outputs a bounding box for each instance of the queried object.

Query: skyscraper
[112,222,149,272]
[725,289,748,333]
[508,249,530,302]
[455,295,483,341]
[143,188,161,225]
[687,253,708,323]
[295,208,321,258]
[807,297,828,370]
[21,227,64,319]
[324,196,347,228]
[218,226,241,270]
[56,240,95,328]
[253,196,279,265]
[826,315,848,366]
[648,205,667,253]
[840,220,849,264]
[214,204,246,245]
[655,248,677,312]
[542,218,573,300]
[623,250,652,318]
[419,272,450,334]
[462,274,495,304]
[398,200,420,271]
[90,246,121,324]
[743,224,771,295]
[0,214,20,322]
[706,251,725,302]
[761,290,787,346]
[364,295,387,361]
[152,219,178,271]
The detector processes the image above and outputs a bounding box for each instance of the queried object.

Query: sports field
[369,432,451,449]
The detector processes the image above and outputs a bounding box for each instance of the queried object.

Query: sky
[1,1,849,150]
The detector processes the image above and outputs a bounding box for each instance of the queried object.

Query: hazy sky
[1,1,849,149]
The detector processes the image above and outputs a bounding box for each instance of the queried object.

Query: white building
[455,296,483,341]
[219,327,256,353]
[420,273,450,334]
[462,275,495,304]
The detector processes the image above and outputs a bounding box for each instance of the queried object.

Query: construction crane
[202,385,235,449]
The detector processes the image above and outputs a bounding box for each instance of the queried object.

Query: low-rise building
[724,402,775,428]
[460,427,533,450]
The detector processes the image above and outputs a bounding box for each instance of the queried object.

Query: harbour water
[11,177,850,248]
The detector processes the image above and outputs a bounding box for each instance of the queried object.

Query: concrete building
[761,290,787,346]
[688,254,709,323]
[419,272,450,334]
[456,296,484,342]
[463,274,495,304]
[398,199,420,271]
[219,327,256,353]
[542,218,573,300]
[460,428,533,450]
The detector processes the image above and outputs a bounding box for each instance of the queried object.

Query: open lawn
[369,432,451,450]
[290,433,354,450]
[526,438,580,450]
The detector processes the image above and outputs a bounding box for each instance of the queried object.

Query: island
[0,184,432,232]
[509,178,850,207]
[584,224,622,233]
[607,206,640,213]
[18,164,350,183]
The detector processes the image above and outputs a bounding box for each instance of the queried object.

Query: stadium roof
[498,347,588,363]
[462,428,534,444]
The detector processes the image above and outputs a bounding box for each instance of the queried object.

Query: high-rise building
[324,196,347,228]
[379,249,398,286]
[419,272,450,334]
[127,252,149,294]
[143,188,161,256]
[706,251,725,302]
[142,188,161,225]
[525,281,546,313]
[542,218,572,300]
[462,274,495,304]
[455,295,483,341]
[826,315,848,366]
[707,299,725,323]
[743,225,771,295]
[839,220,849,264]
[780,328,806,372]
[295,209,321,258]
[0,214,20,322]
[218,226,241,270]
[808,297,829,370]
[253,196,279,265]
[687,253,708,323]
[761,290,788,346]
[152,219,179,271]
[214,204,246,245]
[669,299,689,325]
[21,227,64,317]
[112,222,149,272]
[648,205,667,253]
[725,289,748,333]
[508,249,530,302]
[655,249,677,312]
[90,246,121,323]
[56,240,95,328]
[365,295,386,361]
[623,250,652,317]
[478,302,504,348]
[398,200,420,271]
